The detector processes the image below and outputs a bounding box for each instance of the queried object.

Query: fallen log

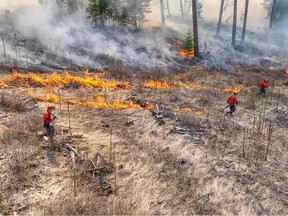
[67,134,83,139]
[64,143,83,160]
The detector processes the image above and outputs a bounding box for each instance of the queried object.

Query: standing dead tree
[269,0,277,28]
[166,0,171,16]
[180,0,184,18]
[160,0,166,25]
[216,0,225,36]
[241,0,249,44]
[1,34,6,57]
[231,0,237,47]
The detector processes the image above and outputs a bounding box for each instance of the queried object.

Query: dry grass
[243,92,260,109]
[0,113,43,213]
[0,112,42,144]
[0,91,38,113]
[0,66,287,215]
[175,112,203,129]
[44,188,130,215]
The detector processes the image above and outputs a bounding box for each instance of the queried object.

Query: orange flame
[144,80,185,89]
[179,49,195,58]
[171,107,206,115]
[27,91,205,115]
[0,70,132,90]
[27,91,152,110]
[0,71,243,94]
[189,83,242,93]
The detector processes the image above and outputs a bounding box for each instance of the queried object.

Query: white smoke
[1,3,172,70]
[0,0,38,10]
[0,0,287,71]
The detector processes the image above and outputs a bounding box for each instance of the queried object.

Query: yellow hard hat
[47,103,55,109]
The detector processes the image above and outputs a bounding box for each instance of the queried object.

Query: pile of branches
[59,139,113,196]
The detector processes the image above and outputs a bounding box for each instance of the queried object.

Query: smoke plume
[0,0,287,72]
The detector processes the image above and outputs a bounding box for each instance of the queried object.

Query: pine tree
[87,0,151,28]
[126,0,151,29]
[87,0,99,23]
[110,0,126,25]
[87,0,112,25]
[181,31,194,51]
[119,6,130,25]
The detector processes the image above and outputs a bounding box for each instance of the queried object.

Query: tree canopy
[87,0,151,28]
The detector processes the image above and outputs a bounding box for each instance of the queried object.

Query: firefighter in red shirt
[43,103,56,138]
[259,78,268,97]
[225,91,238,116]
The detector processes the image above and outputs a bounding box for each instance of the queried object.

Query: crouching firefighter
[224,91,238,116]
[43,103,57,139]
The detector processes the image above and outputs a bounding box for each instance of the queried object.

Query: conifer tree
[126,0,151,29]
[87,0,151,28]
[87,0,111,25]
[119,6,130,25]
[182,31,194,51]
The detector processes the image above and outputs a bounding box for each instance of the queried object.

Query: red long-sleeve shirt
[227,95,238,105]
[260,81,268,89]
[43,110,52,124]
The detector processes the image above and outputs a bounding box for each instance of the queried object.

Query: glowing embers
[0,70,132,90]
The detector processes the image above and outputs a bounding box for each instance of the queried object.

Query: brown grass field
[0,66,287,215]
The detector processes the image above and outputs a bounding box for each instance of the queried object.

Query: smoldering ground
[0,0,287,72]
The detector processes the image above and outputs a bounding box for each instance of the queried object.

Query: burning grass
[27,90,206,116]
[0,70,133,90]
[0,70,244,95]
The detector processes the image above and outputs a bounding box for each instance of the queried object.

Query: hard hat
[233,91,238,94]
[47,103,55,109]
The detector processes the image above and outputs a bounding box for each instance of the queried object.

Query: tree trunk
[192,0,199,57]
[180,0,184,18]
[166,0,171,16]
[231,0,237,47]
[241,0,249,44]
[216,0,225,35]
[160,0,166,25]
[1,34,6,57]
[68,0,78,13]
[187,2,191,16]
[269,0,277,28]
